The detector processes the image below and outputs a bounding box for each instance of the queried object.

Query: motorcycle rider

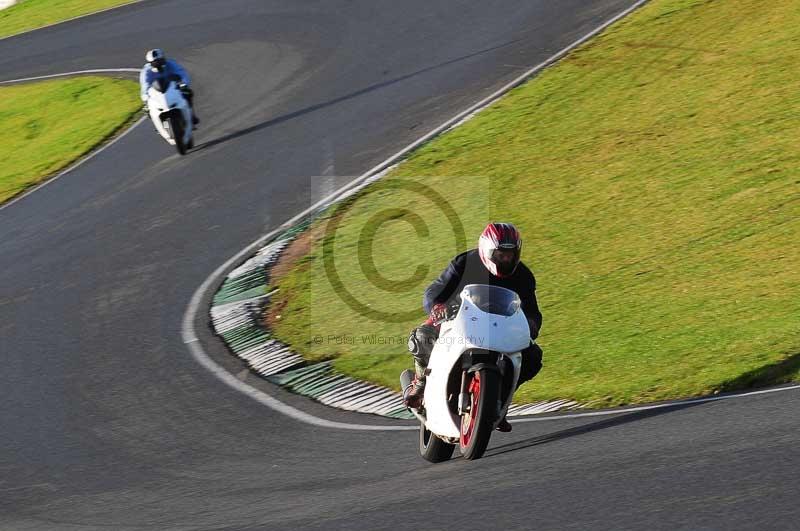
[139,48,199,127]
[404,222,543,432]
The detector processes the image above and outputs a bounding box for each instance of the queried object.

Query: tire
[403,369,455,463]
[169,115,187,155]
[459,369,500,460]
[419,422,455,463]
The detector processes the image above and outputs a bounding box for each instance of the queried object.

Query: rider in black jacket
[404,222,543,432]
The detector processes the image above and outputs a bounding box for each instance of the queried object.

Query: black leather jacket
[423,249,543,336]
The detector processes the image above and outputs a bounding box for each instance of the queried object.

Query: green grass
[0,76,141,204]
[270,0,800,408]
[0,0,136,38]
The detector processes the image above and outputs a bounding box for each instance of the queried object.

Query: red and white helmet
[478,222,522,278]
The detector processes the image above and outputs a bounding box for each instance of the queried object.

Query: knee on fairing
[519,343,543,383]
[407,324,438,367]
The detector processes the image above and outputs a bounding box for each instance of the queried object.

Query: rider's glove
[430,302,447,323]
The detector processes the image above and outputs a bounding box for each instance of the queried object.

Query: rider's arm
[139,66,150,102]
[519,266,543,339]
[422,252,467,315]
[166,59,191,85]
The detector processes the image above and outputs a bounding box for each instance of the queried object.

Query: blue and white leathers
[139,59,191,101]
[144,79,193,154]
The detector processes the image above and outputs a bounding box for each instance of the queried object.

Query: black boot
[496,416,512,432]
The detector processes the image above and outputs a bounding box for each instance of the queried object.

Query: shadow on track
[192,37,524,153]
[484,402,707,458]
[715,351,800,393]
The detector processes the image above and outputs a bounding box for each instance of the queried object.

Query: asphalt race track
[1,1,798,529]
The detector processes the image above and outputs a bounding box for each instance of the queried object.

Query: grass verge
[268,0,800,407]
[0,0,136,39]
[0,76,141,204]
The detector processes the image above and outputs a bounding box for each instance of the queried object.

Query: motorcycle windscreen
[151,78,168,93]
[460,284,521,317]
[151,74,183,93]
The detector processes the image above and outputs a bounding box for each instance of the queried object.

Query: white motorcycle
[146,76,194,155]
[401,284,531,462]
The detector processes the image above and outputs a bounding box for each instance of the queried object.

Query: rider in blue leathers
[139,49,199,127]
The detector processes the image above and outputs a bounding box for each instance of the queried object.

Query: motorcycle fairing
[423,285,529,437]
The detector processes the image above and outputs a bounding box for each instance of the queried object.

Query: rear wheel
[168,115,187,155]
[459,369,500,460]
[419,422,455,463]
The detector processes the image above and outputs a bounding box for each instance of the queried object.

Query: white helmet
[145,49,166,70]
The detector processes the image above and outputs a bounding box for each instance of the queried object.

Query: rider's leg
[180,85,200,126]
[498,343,543,432]
[403,323,439,407]
[517,342,543,388]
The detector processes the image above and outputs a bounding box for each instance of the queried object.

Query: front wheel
[168,115,187,155]
[419,422,455,463]
[459,369,500,460]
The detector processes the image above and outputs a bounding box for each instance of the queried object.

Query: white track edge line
[0,0,149,43]
[0,68,140,84]
[0,68,146,212]
[187,0,752,431]
[511,384,800,422]
[184,340,415,431]
[0,114,145,212]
